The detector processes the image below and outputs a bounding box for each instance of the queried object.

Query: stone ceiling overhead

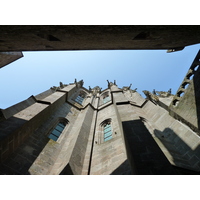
[0,25,200,52]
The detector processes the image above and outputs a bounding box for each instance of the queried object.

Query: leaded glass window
[101,92,110,105]
[103,95,110,104]
[104,122,112,142]
[49,122,66,141]
[75,91,86,105]
[75,95,84,104]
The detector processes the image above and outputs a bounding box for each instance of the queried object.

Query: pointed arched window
[101,119,112,142]
[103,122,112,141]
[103,93,110,104]
[99,91,111,106]
[97,119,114,144]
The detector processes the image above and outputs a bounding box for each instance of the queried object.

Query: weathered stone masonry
[1,51,200,174]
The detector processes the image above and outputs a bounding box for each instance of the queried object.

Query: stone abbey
[1,26,200,175]
[0,50,200,174]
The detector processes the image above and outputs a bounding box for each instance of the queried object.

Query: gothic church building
[0,52,200,175]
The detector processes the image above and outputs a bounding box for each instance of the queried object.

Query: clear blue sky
[1,44,200,109]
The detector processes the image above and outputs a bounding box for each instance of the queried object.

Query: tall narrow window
[103,122,112,141]
[49,121,66,141]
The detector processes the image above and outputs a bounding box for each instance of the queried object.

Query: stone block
[188,155,200,166]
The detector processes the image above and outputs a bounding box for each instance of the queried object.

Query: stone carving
[59,82,64,88]
[122,84,137,96]
[131,88,137,93]
[122,84,132,92]
[143,88,173,103]
[156,91,170,97]
[122,86,129,91]
[51,86,59,91]
[107,80,117,88]
[155,88,172,97]
[88,86,92,92]
[143,90,159,104]
[151,88,173,97]
[152,89,156,95]
[122,84,137,98]
[75,79,84,88]
[168,88,172,94]
[51,82,68,91]
[90,86,102,95]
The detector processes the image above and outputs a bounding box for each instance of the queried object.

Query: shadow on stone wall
[0,116,27,139]
[59,163,74,175]
[0,102,76,175]
[0,127,50,175]
[110,160,132,175]
[0,116,28,165]
[121,119,176,175]
[193,68,200,130]
[169,51,200,134]
[154,128,200,174]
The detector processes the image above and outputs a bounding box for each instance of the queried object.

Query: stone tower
[1,52,200,175]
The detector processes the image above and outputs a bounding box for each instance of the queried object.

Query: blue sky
[1,44,200,109]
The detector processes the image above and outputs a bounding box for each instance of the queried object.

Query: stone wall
[169,50,200,133]
[90,102,131,175]
[142,100,200,172]
[29,103,80,175]
[0,52,23,69]
[1,81,200,175]
[68,106,95,175]
[0,88,67,172]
